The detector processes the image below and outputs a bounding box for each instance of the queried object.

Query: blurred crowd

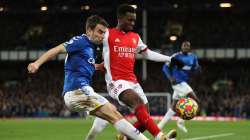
[0,60,250,118]
[141,60,250,118]
[0,63,66,117]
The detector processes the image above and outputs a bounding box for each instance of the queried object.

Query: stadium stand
[0,60,250,118]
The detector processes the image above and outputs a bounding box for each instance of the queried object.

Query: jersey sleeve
[192,55,200,70]
[63,36,83,53]
[171,52,179,58]
[136,36,148,53]
[102,30,109,49]
[162,64,172,78]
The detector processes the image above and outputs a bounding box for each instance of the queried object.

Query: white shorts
[107,80,148,106]
[64,86,108,113]
[172,82,194,100]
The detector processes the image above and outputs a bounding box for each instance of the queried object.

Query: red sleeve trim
[139,47,148,54]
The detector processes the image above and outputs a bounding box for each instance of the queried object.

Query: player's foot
[177,119,188,133]
[155,130,176,140]
[116,133,127,140]
[155,132,168,140]
[166,129,177,139]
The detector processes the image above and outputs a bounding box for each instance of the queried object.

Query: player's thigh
[133,83,148,105]
[64,86,108,113]
[172,82,194,100]
[91,102,123,124]
[119,88,145,108]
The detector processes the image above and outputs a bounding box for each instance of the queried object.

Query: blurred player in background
[27,15,150,140]
[85,4,183,140]
[158,41,201,133]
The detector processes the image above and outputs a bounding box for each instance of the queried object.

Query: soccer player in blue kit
[158,41,201,133]
[27,15,150,140]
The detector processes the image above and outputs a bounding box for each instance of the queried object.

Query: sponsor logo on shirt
[113,46,136,58]
[115,38,120,43]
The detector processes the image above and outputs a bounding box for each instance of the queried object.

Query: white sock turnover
[114,119,149,140]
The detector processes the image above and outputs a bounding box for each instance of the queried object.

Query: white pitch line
[182,133,234,140]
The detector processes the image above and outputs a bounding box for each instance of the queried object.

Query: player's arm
[27,44,66,73]
[136,37,183,68]
[162,64,172,78]
[141,49,172,62]
[141,49,184,69]
[162,64,176,84]
[95,62,105,71]
[191,55,202,74]
[136,36,171,62]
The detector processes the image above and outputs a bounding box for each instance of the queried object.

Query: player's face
[119,12,136,31]
[181,42,191,53]
[87,24,106,45]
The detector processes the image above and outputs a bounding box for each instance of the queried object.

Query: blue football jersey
[162,52,200,84]
[62,34,96,94]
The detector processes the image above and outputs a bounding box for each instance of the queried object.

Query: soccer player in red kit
[85,4,183,140]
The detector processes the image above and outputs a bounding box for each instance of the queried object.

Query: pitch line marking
[182,133,234,140]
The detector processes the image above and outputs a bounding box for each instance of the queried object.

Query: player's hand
[27,62,40,73]
[170,57,184,69]
[95,63,105,71]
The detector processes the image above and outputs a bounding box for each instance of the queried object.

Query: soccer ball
[176,97,198,120]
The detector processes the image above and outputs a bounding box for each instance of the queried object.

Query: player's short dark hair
[117,4,136,18]
[86,15,109,30]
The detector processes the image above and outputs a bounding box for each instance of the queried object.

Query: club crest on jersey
[132,38,137,45]
[115,38,120,43]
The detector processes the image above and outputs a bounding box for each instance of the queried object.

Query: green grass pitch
[0,117,249,140]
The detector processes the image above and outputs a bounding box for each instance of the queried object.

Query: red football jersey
[103,28,147,83]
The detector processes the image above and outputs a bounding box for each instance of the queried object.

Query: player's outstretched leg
[176,118,187,133]
[158,99,188,133]
[154,129,177,140]
[85,117,109,140]
[64,88,149,140]
[91,102,150,140]
[119,89,177,140]
[176,91,200,133]
[158,108,176,130]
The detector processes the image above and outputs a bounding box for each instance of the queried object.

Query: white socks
[158,108,176,129]
[85,118,149,140]
[177,118,188,133]
[114,119,149,140]
[85,117,108,140]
